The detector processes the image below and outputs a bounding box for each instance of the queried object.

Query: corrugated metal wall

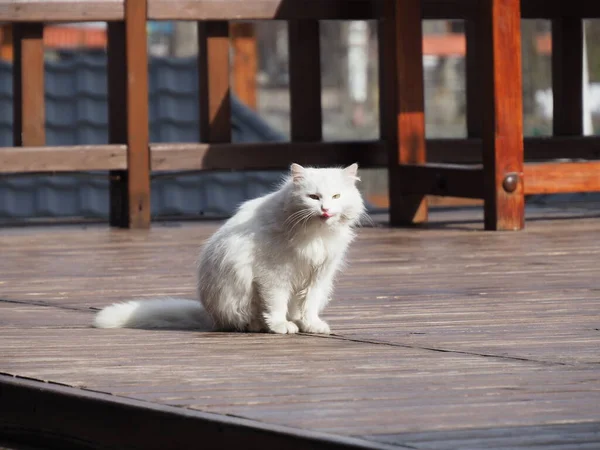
[0,53,287,223]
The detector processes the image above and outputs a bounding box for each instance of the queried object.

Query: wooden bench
[0,0,599,230]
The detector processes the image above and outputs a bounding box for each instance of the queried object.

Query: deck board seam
[0,297,97,313]
[309,333,575,367]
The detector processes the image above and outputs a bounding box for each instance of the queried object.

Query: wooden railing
[0,0,599,230]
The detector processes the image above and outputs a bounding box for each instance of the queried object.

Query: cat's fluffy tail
[93,297,213,330]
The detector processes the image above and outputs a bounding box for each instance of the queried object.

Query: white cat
[94,163,365,334]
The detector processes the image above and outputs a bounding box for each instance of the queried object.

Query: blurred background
[0,19,599,224]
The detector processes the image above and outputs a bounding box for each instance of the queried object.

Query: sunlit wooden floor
[2,205,600,449]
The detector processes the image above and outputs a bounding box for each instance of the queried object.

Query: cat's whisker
[358,212,375,228]
[284,208,313,227]
[285,211,309,232]
[289,210,316,234]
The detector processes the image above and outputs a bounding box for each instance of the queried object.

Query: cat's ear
[343,163,360,182]
[290,163,305,183]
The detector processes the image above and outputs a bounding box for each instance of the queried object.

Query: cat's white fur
[94,163,365,334]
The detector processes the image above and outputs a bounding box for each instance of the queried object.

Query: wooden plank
[288,20,322,141]
[107,22,129,228]
[396,164,484,199]
[524,161,600,194]
[197,21,231,143]
[0,0,125,22]
[150,141,385,171]
[480,0,525,231]
[231,22,257,110]
[382,0,428,226]
[6,0,596,22]
[366,422,600,449]
[12,23,44,147]
[1,216,600,442]
[0,145,126,173]
[125,0,151,229]
[148,0,546,21]
[552,18,583,136]
[148,0,384,20]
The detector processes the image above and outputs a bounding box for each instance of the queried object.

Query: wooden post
[465,18,483,139]
[198,21,231,143]
[125,0,151,229]
[1,25,14,61]
[107,0,151,229]
[288,20,322,142]
[480,0,525,231]
[12,23,45,147]
[231,22,257,110]
[379,0,427,226]
[552,18,583,136]
[107,22,128,227]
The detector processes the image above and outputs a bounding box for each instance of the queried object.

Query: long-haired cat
[94,163,365,334]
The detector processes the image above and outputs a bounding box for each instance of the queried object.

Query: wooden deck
[1,206,600,449]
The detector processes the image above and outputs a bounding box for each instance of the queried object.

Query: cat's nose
[321,207,329,213]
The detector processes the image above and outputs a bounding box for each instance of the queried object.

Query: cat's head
[286,163,365,229]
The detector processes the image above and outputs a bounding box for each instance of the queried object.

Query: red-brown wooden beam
[480,0,525,230]
[379,0,428,226]
[524,161,600,195]
[12,23,45,147]
[288,20,322,142]
[552,18,583,136]
[198,21,231,143]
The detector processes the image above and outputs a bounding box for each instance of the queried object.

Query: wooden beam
[0,145,127,173]
[480,0,525,231]
[150,141,385,171]
[125,0,151,228]
[396,164,484,199]
[524,161,600,194]
[148,0,384,20]
[427,136,600,163]
[2,138,596,177]
[0,0,125,22]
[552,18,583,136]
[6,0,597,22]
[288,20,322,141]
[12,23,44,147]
[198,21,231,143]
[231,22,257,110]
[380,0,428,226]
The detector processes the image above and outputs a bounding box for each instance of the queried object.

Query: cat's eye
[308,194,320,200]
[332,194,341,199]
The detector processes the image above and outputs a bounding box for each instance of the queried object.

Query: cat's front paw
[297,318,331,335]
[268,320,299,334]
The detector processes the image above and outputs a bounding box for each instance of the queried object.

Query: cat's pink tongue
[321,212,333,219]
